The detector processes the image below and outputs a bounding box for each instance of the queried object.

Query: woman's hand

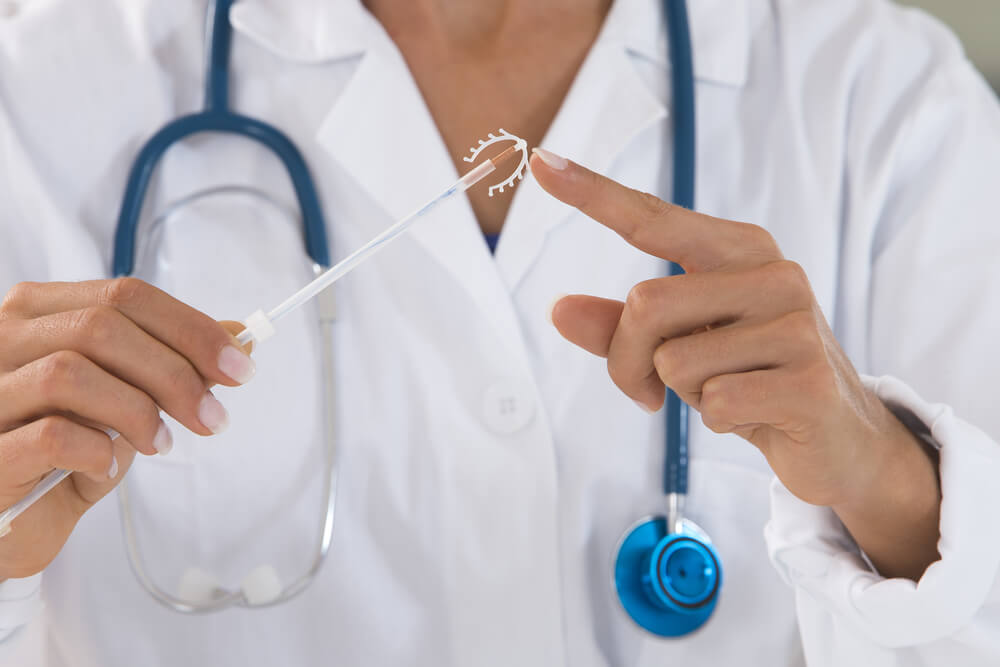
[0,278,254,579]
[531,148,941,580]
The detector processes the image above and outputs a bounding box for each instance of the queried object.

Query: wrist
[836,403,939,515]
[832,401,941,579]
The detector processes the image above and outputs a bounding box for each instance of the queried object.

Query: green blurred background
[900,0,1000,93]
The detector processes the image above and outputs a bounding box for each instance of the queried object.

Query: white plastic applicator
[237,129,529,347]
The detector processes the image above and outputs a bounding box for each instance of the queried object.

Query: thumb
[550,295,624,358]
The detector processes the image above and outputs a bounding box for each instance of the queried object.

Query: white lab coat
[0,0,999,665]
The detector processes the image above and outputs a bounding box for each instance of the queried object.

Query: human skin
[363,0,613,236]
[0,278,253,579]
[0,0,940,585]
[370,0,941,581]
[530,149,942,581]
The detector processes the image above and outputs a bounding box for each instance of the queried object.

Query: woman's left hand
[530,148,940,580]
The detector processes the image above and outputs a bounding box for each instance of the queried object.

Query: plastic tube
[237,145,522,346]
[0,429,120,537]
[0,136,527,538]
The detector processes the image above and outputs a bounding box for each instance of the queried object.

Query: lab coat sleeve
[766,376,1000,664]
[0,574,43,642]
[764,2,1000,665]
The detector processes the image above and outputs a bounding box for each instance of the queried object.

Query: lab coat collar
[608,0,751,88]
[309,22,539,359]
[230,0,751,88]
[230,0,372,63]
[495,14,668,292]
[300,0,670,333]
[230,0,750,334]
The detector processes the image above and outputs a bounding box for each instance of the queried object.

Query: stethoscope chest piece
[614,516,722,637]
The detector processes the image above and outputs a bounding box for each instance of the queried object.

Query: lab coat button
[482,380,536,434]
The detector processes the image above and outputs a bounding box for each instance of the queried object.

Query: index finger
[529,149,781,272]
[2,278,250,387]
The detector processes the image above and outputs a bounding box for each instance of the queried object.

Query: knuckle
[781,309,820,344]
[738,222,780,256]
[170,323,212,363]
[624,280,661,321]
[1,281,39,316]
[626,192,672,246]
[636,190,672,220]
[99,277,148,307]
[750,222,778,248]
[72,305,120,345]
[36,350,86,399]
[698,388,732,434]
[700,414,731,435]
[575,169,602,211]
[136,399,161,438]
[769,260,811,294]
[699,376,731,419]
[36,415,73,453]
[167,358,205,401]
[652,342,684,385]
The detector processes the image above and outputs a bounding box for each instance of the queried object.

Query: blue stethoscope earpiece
[614,517,722,637]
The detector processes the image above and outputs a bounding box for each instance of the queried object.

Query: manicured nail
[107,455,119,479]
[632,399,657,415]
[218,345,255,385]
[532,147,568,170]
[198,392,230,435]
[153,421,173,455]
[546,293,568,325]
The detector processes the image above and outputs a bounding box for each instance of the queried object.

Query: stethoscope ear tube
[111,0,331,279]
[110,0,340,613]
[612,0,722,639]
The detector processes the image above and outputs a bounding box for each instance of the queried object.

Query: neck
[360,0,613,236]
[363,0,612,51]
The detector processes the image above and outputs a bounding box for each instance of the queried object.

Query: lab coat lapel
[312,27,535,359]
[495,32,667,292]
[494,0,750,292]
[231,0,751,340]
[619,0,751,87]
[230,0,371,63]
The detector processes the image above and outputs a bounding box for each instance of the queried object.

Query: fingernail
[546,293,568,325]
[218,345,255,385]
[532,147,568,170]
[107,455,119,479]
[632,399,657,415]
[153,421,173,455]
[198,392,230,435]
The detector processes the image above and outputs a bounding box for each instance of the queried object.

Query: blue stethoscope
[610,0,724,639]
[112,0,722,633]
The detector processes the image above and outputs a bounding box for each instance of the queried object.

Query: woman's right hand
[0,278,255,579]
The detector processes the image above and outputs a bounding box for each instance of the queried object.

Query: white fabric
[0,0,998,665]
[767,376,1000,666]
[0,574,42,641]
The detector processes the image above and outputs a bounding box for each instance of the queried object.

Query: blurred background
[900,0,1000,93]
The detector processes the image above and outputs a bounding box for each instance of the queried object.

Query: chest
[367,4,609,235]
